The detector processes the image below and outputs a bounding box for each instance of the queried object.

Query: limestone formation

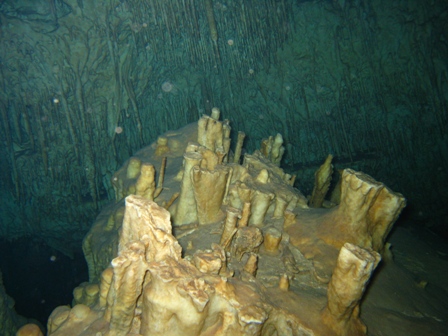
[263,228,282,255]
[37,111,407,336]
[126,157,142,179]
[233,131,246,163]
[322,243,381,335]
[309,154,334,208]
[192,163,232,225]
[315,169,406,251]
[231,226,264,261]
[16,323,44,336]
[197,112,227,154]
[0,270,27,336]
[135,163,156,200]
[154,136,170,156]
[260,133,285,166]
[173,151,202,225]
[220,206,241,249]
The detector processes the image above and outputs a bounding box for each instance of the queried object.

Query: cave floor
[361,222,448,336]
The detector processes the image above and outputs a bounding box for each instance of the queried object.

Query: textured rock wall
[0,0,446,255]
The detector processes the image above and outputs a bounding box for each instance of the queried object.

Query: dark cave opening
[0,237,89,328]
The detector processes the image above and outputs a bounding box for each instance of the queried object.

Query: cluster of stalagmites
[35,109,405,336]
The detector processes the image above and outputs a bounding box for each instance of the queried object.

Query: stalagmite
[238,201,251,228]
[283,210,297,229]
[231,226,264,260]
[233,131,246,163]
[73,283,99,307]
[309,154,333,208]
[271,133,285,165]
[126,157,142,179]
[47,306,70,334]
[228,181,252,209]
[99,268,114,308]
[220,206,241,248]
[249,189,274,226]
[260,136,273,159]
[45,111,406,336]
[192,164,232,225]
[193,243,226,275]
[210,106,220,120]
[243,253,258,277]
[263,227,282,254]
[154,136,170,156]
[273,193,288,218]
[173,151,202,225]
[154,157,167,198]
[106,241,147,335]
[279,274,290,291]
[222,137,231,163]
[260,133,285,165]
[255,168,269,184]
[135,163,156,200]
[316,169,406,251]
[197,114,223,152]
[164,191,179,210]
[322,243,381,335]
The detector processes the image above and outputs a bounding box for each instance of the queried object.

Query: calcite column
[316,169,406,251]
[154,136,170,156]
[197,113,223,152]
[173,151,202,225]
[126,157,142,179]
[249,189,274,227]
[231,226,264,260]
[227,181,252,209]
[260,133,284,165]
[322,243,381,335]
[273,194,288,218]
[105,241,148,336]
[135,163,156,200]
[119,195,181,261]
[369,185,407,251]
[192,164,232,225]
[263,228,282,254]
[270,133,284,165]
[220,207,241,248]
[238,201,251,228]
[309,154,333,208]
[105,195,184,335]
[233,131,246,163]
[140,259,210,336]
[99,268,114,308]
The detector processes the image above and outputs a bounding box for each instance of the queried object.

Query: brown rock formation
[39,111,407,336]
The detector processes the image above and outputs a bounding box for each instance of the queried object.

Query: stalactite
[205,0,221,65]
[0,101,20,200]
[58,89,81,160]
[10,102,22,144]
[105,10,124,142]
[75,73,87,130]
[36,105,49,175]
[84,135,99,209]
[21,102,35,151]
[122,55,143,146]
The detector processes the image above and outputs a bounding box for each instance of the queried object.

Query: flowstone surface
[41,111,411,335]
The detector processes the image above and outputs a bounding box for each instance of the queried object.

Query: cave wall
[0,0,446,255]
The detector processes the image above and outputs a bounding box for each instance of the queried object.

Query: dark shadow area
[0,237,88,328]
